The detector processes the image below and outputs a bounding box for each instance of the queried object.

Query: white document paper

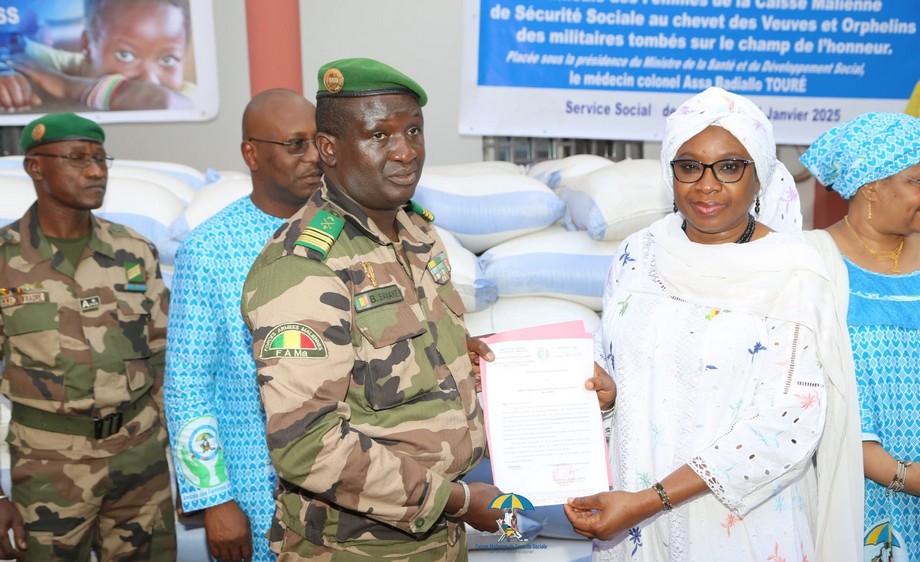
[481,322,611,507]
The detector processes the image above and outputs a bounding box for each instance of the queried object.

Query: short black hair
[84,0,190,39]
[315,97,354,139]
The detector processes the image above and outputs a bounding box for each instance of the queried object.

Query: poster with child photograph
[0,0,217,124]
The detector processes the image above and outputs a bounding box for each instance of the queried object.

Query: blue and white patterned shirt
[165,196,283,561]
[847,259,920,562]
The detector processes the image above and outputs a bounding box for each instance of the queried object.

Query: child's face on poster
[86,2,188,92]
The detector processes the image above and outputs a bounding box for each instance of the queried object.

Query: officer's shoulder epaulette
[407,200,434,222]
[107,222,130,237]
[293,208,344,261]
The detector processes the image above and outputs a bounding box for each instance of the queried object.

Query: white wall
[301,1,483,166]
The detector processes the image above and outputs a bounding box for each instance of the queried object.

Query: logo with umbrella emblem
[176,415,229,489]
[489,493,534,543]
[864,520,906,562]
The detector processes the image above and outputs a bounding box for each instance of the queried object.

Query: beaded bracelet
[652,482,673,511]
[446,480,471,518]
[886,460,912,497]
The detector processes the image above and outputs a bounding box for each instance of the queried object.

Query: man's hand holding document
[481,321,611,507]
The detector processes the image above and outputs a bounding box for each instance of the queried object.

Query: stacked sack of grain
[413,156,668,338]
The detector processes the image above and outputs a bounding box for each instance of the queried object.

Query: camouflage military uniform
[241,185,487,561]
[0,205,176,561]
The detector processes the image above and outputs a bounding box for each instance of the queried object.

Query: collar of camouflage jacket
[319,183,435,250]
[14,204,119,275]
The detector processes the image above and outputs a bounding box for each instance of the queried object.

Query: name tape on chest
[354,285,403,312]
[0,291,48,308]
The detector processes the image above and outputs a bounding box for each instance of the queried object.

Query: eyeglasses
[247,137,315,156]
[31,152,114,169]
[900,173,920,186]
[670,158,755,184]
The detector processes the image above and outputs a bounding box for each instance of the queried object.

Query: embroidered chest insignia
[361,262,378,287]
[427,252,451,285]
[260,323,328,359]
[123,262,146,292]
[80,296,101,311]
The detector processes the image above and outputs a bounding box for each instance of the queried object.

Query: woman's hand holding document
[481,321,611,507]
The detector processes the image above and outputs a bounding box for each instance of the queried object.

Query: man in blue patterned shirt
[164,88,323,562]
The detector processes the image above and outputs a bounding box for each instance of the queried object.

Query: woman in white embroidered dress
[564,87,863,562]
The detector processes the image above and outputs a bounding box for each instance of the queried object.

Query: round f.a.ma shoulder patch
[260,323,328,359]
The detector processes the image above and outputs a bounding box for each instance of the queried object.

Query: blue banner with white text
[460,0,920,144]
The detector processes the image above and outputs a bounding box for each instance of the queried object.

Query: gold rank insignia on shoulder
[295,210,344,260]
[427,252,451,284]
[407,200,434,222]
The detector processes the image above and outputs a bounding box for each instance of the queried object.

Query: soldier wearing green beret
[241,58,503,560]
[0,113,176,561]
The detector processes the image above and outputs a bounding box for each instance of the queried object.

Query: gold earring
[867,201,872,222]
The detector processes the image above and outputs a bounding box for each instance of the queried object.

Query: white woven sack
[434,226,496,313]
[170,176,252,242]
[96,177,187,266]
[160,264,174,290]
[526,154,614,190]
[208,170,251,181]
[480,225,620,311]
[559,158,670,241]
[114,159,207,190]
[0,176,36,227]
[109,165,196,204]
[424,161,523,176]
[414,171,565,254]
[464,295,600,338]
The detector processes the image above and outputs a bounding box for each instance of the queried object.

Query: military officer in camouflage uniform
[0,113,176,561]
[241,58,503,561]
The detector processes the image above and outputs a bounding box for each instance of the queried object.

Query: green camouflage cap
[20,113,105,152]
[317,58,427,107]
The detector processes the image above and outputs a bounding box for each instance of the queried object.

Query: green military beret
[20,113,105,152]
[316,57,427,107]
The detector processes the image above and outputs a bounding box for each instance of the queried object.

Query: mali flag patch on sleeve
[260,323,328,359]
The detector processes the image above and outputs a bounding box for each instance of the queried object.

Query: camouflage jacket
[0,204,168,460]
[242,184,486,549]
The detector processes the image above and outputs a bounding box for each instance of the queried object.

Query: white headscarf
[660,87,803,234]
